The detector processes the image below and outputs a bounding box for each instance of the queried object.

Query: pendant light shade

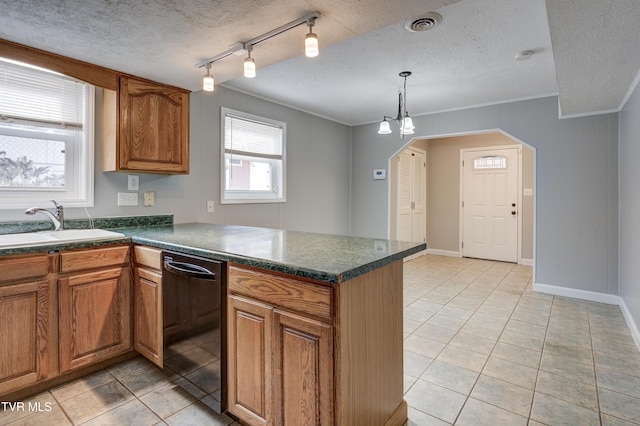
[305,18,319,57]
[244,58,256,78]
[203,64,214,92]
[401,116,415,134]
[244,46,256,78]
[305,32,319,57]
[378,120,392,134]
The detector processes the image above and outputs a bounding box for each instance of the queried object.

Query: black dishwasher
[162,250,226,413]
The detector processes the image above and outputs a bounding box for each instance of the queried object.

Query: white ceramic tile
[404,379,466,424]
[456,398,528,426]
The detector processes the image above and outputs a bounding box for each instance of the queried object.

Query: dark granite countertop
[0,216,425,283]
[118,223,425,283]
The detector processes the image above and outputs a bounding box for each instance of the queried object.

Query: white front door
[462,148,519,263]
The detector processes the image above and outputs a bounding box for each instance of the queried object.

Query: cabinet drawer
[228,265,332,322]
[60,245,130,273]
[134,245,162,271]
[0,253,52,284]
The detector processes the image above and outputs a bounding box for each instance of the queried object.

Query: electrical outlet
[144,191,155,206]
[118,192,138,206]
[207,200,215,213]
[127,175,139,191]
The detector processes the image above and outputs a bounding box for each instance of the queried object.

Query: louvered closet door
[396,148,426,257]
[397,151,413,243]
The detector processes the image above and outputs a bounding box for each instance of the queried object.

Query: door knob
[511,211,516,215]
[512,203,516,207]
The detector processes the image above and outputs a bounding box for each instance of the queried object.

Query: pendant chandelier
[377,71,415,137]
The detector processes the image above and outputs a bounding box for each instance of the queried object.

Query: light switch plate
[127,175,139,191]
[118,192,138,206]
[524,188,533,196]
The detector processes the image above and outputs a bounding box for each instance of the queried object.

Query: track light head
[203,63,214,92]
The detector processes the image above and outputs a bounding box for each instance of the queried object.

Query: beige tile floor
[2,254,639,425]
[403,254,640,425]
[0,331,236,426]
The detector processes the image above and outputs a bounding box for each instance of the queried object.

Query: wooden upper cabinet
[103,76,190,174]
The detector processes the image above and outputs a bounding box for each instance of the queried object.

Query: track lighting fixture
[202,63,214,92]
[378,71,415,138]
[196,11,320,91]
[244,45,256,78]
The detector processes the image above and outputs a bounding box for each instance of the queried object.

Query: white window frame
[220,107,286,204]
[0,62,94,209]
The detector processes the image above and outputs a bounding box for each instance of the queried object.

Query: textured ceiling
[0,0,638,123]
[546,0,640,116]
[223,0,558,124]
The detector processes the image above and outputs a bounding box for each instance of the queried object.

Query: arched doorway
[389,130,536,267]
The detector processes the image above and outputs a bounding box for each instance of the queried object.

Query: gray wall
[619,82,640,335]
[351,96,619,295]
[1,86,352,236]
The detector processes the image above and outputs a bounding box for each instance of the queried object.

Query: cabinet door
[274,310,333,426]
[119,76,189,174]
[0,281,48,395]
[134,267,163,367]
[59,267,131,373]
[228,295,273,426]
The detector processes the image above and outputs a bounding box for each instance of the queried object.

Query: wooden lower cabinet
[133,267,163,367]
[227,271,333,426]
[58,266,132,373]
[274,309,333,426]
[228,295,273,426]
[0,280,49,395]
[228,261,407,426]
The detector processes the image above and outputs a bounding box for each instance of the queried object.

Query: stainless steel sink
[0,229,125,248]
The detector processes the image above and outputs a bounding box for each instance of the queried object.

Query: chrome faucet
[25,200,65,231]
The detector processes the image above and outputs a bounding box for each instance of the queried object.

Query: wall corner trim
[533,282,640,352]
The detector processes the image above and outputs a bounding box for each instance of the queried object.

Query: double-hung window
[0,58,94,209]
[221,107,286,204]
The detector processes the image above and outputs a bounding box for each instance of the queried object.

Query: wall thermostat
[373,169,386,180]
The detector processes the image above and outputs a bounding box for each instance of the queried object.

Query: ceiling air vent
[405,12,442,33]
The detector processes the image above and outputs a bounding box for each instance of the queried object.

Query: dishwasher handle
[164,260,217,281]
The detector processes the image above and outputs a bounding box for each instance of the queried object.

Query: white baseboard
[533,282,622,305]
[534,282,640,352]
[620,300,640,352]
[426,249,460,257]
[521,258,534,266]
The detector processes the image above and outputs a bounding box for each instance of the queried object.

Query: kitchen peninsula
[0,221,425,426]
[123,223,424,426]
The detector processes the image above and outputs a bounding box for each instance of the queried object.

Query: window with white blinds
[221,107,286,203]
[0,59,84,129]
[0,58,94,209]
